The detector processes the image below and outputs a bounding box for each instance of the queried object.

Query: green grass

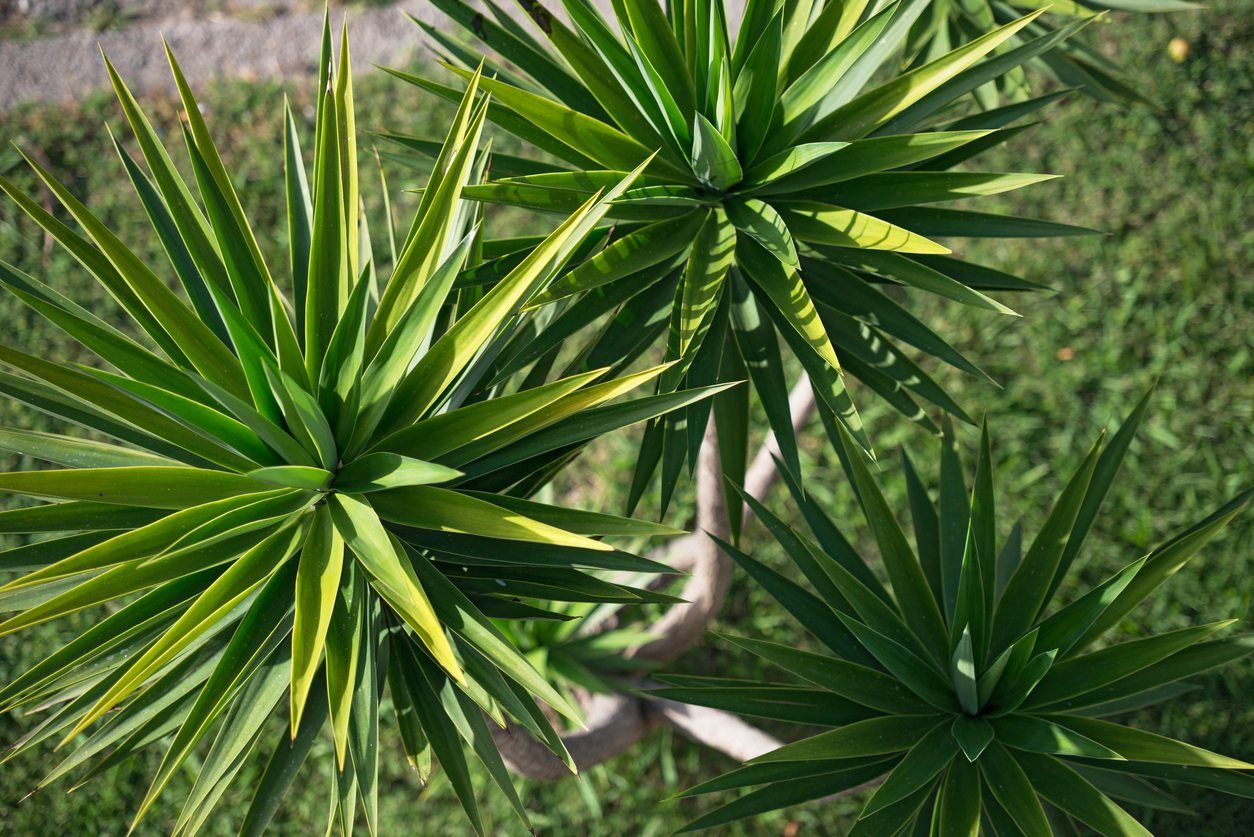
[1,3,1251,833]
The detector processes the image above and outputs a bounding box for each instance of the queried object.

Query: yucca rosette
[660,395,1253,832]
[393,0,1099,514]
[0,22,725,834]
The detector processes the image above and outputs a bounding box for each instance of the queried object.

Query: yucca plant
[0,23,728,835]
[906,0,1183,106]
[499,596,665,706]
[390,0,1101,514]
[656,395,1253,832]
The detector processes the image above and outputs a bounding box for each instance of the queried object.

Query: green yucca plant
[907,0,1187,106]
[656,394,1253,832]
[499,596,664,706]
[392,0,1101,515]
[0,23,728,835]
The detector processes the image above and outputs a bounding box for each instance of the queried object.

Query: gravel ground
[1,0,320,30]
[0,2,431,110]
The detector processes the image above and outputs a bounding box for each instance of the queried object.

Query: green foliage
[0,3,1247,835]
[0,20,719,835]
[496,594,675,708]
[908,0,1194,107]
[404,0,1101,512]
[662,403,1253,832]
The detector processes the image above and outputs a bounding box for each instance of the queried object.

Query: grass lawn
[0,2,1250,833]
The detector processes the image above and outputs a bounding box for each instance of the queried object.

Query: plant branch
[497,375,819,779]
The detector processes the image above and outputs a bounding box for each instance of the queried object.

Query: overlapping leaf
[664,402,1252,832]
[408,0,1099,507]
[0,20,721,835]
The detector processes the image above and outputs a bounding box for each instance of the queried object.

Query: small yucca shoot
[658,395,1253,833]
[499,597,668,710]
[0,23,724,835]
[394,0,1101,516]
[907,0,1174,106]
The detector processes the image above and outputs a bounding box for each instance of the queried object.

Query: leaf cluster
[908,0,1195,107]
[0,18,718,834]
[660,395,1253,832]
[404,0,1101,516]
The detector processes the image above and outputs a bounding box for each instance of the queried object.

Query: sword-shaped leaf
[327,494,463,683]
[290,507,343,733]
